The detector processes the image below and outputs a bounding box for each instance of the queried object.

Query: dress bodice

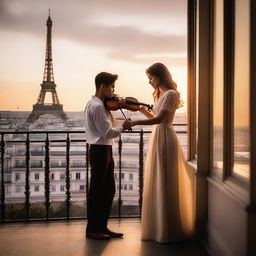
[152,90,179,124]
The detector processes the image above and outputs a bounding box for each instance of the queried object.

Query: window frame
[187,0,198,161]
[15,173,20,181]
[60,185,65,192]
[223,0,250,186]
[35,173,40,180]
[76,172,81,180]
[34,185,40,192]
[209,0,250,195]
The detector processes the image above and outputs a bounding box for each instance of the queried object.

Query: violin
[104,96,153,112]
[104,96,152,132]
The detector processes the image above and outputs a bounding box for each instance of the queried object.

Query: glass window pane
[195,0,199,160]
[212,0,224,171]
[233,0,250,179]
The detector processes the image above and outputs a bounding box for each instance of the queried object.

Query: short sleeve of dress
[160,90,179,112]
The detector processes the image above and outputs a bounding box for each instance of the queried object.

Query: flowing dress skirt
[141,123,195,243]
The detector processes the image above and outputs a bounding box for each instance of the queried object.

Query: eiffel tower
[26,11,67,123]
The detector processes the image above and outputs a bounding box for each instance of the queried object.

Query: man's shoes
[103,228,124,238]
[86,232,111,240]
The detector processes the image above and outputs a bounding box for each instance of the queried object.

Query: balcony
[0,128,187,221]
[0,129,209,254]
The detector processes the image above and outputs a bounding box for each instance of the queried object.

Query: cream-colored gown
[141,90,195,243]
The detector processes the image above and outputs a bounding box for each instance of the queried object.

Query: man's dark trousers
[86,144,116,233]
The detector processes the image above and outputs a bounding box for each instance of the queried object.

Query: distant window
[114,173,118,179]
[121,173,125,180]
[5,160,11,171]
[34,185,39,192]
[124,184,127,190]
[51,173,54,180]
[15,160,25,167]
[60,185,65,192]
[5,186,11,195]
[80,185,85,191]
[51,185,56,192]
[129,173,133,180]
[72,160,86,167]
[60,174,65,180]
[51,161,58,167]
[76,173,81,180]
[15,173,20,181]
[35,173,40,180]
[129,184,133,190]
[31,160,43,168]
[4,174,11,183]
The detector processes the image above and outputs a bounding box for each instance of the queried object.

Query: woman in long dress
[126,63,195,243]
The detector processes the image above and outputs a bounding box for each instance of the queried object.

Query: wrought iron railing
[0,127,186,223]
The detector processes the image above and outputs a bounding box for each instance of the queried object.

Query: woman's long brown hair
[146,62,183,108]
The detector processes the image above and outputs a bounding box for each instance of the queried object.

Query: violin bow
[118,107,132,132]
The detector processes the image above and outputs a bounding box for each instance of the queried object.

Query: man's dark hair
[95,72,118,91]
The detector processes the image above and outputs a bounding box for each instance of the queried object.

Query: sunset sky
[0,0,187,112]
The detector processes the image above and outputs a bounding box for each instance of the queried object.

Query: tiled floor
[0,219,209,256]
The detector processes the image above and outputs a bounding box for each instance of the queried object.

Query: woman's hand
[123,119,137,130]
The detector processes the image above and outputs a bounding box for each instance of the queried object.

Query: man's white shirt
[84,96,123,145]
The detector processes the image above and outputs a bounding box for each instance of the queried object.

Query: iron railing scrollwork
[1,134,5,222]
[25,133,31,221]
[65,133,71,219]
[44,133,50,220]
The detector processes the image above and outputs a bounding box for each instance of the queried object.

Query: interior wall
[207,179,247,256]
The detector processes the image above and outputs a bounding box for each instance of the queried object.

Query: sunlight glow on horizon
[0,32,188,112]
[0,0,188,113]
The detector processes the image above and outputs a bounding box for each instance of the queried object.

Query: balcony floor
[0,219,208,256]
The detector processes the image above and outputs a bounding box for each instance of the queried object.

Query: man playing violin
[84,72,130,240]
